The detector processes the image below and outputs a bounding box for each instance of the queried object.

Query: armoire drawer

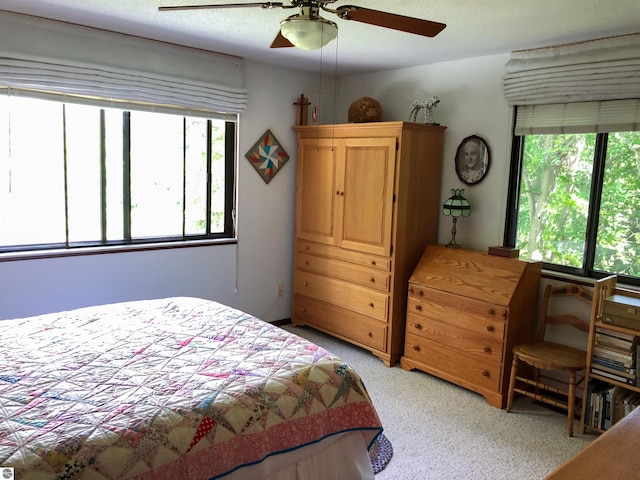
[294,295,388,351]
[296,240,391,272]
[405,311,503,361]
[406,295,506,342]
[296,253,391,293]
[295,270,389,321]
[404,332,501,391]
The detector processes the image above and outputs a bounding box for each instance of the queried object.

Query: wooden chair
[506,283,593,436]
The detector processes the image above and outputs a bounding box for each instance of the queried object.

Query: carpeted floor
[282,325,596,480]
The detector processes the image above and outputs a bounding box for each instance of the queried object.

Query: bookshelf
[581,276,640,434]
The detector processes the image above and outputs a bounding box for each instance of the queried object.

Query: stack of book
[591,326,638,386]
[584,382,640,430]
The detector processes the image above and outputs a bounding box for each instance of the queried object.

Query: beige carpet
[282,325,595,480]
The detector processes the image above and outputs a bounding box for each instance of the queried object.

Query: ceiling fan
[158,1,446,51]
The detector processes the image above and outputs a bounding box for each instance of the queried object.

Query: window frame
[0,96,238,260]
[504,108,639,287]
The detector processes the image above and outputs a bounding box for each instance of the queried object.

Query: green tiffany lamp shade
[442,188,471,248]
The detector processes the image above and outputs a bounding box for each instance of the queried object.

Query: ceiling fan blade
[335,5,446,38]
[159,2,285,12]
[270,31,294,48]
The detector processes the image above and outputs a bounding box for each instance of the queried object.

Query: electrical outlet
[277,283,285,297]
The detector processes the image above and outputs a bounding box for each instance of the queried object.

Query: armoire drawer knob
[369,302,375,308]
[415,323,423,330]
[486,325,494,332]
[371,260,377,266]
[303,282,308,286]
[370,277,376,283]
[368,332,373,338]
[487,308,495,315]
[413,345,421,352]
[481,370,490,377]
[415,305,423,311]
[484,346,491,353]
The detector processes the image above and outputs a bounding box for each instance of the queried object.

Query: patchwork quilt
[0,297,382,479]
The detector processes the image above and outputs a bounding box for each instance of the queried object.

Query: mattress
[0,297,382,479]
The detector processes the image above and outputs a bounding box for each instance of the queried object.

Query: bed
[0,297,382,479]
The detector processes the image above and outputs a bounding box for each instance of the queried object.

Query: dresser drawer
[294,295,387,351]
[408,285,508,332]
[295,270,389,321]
[297,240,391,271]
[296,253,391,293]
[404,332,501,391]
[406,311,503,361]
[406,296,505,344]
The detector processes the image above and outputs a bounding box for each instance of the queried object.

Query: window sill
[0,238,237,262]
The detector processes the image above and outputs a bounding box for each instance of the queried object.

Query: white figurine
[409,96,440,124]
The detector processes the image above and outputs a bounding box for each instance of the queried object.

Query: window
[0,95,236,254]
[505,101,640,285]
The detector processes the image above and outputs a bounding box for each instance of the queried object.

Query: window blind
[503,33,640,106]
[514,99,640,135]
[0,11,247,115]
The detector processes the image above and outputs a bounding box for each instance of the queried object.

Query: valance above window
[503,33,640,106]
[0,11,247,115]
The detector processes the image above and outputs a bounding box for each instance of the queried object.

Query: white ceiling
[1,0,639,76]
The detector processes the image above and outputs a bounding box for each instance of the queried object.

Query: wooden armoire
[291,121,446,366]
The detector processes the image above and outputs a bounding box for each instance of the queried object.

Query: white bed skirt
[222,431,376,480]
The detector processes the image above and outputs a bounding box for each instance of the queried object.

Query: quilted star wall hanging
[245,129,290,184]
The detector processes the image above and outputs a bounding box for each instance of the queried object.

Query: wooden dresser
[546,406,640,479]
[400,245,541,408]
[292,122,446,367]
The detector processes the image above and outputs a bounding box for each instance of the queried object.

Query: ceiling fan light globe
[280,17,338,50]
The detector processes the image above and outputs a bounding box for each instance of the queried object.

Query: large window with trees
[505,100,640,286]
[0,94,236,255]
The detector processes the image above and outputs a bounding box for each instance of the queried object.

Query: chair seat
[513,341,586,370]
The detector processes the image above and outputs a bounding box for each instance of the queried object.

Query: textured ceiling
[1,0,639,75]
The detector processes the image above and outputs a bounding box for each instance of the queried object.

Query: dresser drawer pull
[413,345,421,352]
[368,332,373,338]
[419,290,424,296]
[487,308,495,315]
[369,302,375,308]
[370,277,376,283]
[415,305,423,312]
[305,260,309,265]
[305,245,309,250]
[409,287,414,294]
[486,325,494,332]
[414,323,423,330]
[481,370,490,377]
[303,282,308,286]
[483,346,492,353]
[371,260,377,266]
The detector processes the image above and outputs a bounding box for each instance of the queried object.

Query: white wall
[338,53,513,249]
[0,59,317,321]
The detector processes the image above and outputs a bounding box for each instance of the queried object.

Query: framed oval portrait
[455,135,490,186]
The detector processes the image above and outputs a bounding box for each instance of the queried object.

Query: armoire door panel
[295,139,339,245]
[340,137,396,256]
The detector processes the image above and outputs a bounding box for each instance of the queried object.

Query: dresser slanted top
[409,245,541,306]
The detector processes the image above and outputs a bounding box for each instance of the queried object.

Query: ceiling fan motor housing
[280,5,338,50]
